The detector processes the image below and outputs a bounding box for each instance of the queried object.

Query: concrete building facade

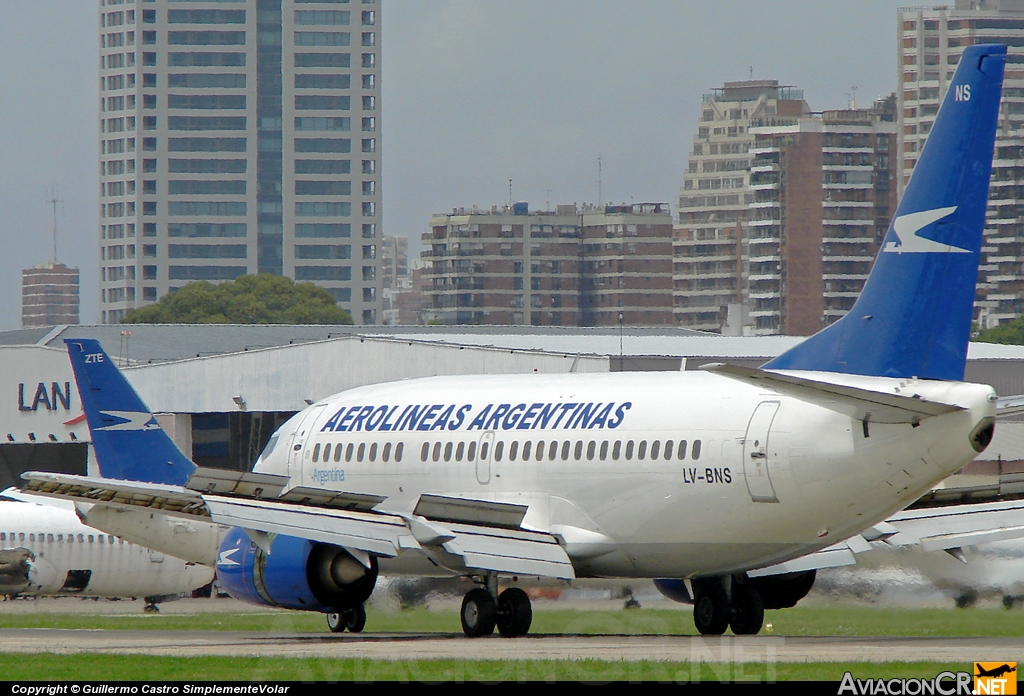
[745,102,897,335]
[899,1,1024,327]
[422,203,673,326]
[21,263,81,328]
[97,0,382,326]
[674,80,809,331]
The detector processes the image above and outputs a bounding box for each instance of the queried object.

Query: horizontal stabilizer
[701,363,963,424]
[997,394,1024,418]
[751,499,1024,576]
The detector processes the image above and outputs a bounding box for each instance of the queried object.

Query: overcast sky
[0,0,906,329]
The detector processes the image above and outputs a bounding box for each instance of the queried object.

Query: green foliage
[975,314,1024,345]
[122,274,352,325]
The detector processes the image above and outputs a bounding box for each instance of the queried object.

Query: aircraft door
[476,432,494,484]
[287,404,327,485]
[742,401,780,503]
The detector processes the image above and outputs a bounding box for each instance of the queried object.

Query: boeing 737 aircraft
[0,489,213,610]
[21,44,1010,637]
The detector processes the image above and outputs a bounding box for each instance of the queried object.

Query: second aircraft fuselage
[253,371,995,579]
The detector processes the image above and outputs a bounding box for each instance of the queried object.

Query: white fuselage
[253,371,996,579]
[0,495,214,597]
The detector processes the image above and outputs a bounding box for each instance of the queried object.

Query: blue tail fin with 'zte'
[65,338,195,486]
[764,44,1006,381]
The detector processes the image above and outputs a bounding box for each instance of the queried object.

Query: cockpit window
[255,435,279,467]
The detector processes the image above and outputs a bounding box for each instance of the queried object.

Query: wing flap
[21,472,209,518]
[748,544,857,577]
[702,363,964,424]
[441,522,575,579]
[203,496,406,558]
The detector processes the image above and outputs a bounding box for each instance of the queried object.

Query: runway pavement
[0,628,1022,664]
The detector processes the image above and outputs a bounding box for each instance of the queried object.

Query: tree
[122,274,353,325]
[976,315,1024,345]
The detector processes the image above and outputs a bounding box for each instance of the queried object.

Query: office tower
[98,0,382,325]
[21,263,81,328]
[674,80,810,331]
[422,203,673,326]
[899,1,1024,327]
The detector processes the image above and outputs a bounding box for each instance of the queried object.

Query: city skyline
[0,0,907,329]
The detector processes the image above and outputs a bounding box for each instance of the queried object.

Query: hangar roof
[1,324,1023,365]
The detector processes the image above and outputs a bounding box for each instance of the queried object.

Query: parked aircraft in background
[21,44,1012,637]
[0,489,213,611]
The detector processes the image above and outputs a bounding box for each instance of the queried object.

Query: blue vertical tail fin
[65,338,195,485]
[764,44,1006,381]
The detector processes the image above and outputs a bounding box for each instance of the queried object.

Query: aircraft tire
[326,612,346,633]
[345,604,367,633]
[729,587,764,635]
[693,587,729,636]
[496,587,532,638]
[461,588,497,637]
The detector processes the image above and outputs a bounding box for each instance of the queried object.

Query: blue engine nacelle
[215,528,378,612]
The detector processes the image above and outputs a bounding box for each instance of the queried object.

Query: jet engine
[215,528,378,612]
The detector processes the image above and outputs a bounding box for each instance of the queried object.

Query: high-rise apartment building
[899,1,1024,327]
[21,263,81,328]
[98,0,382,325]
[745,104,897,335]
[422,203,674,326]
[674,81,809,331]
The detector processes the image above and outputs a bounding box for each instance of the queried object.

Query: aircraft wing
[701,363,963,425]
[20,470,576,580]
[750,499,1024,577]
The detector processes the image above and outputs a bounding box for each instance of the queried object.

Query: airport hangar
[1,323,1023,500]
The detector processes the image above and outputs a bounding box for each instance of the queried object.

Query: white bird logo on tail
[883,206,970,254]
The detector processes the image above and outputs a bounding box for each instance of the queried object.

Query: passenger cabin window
[664,440,673,460]
[334,445,343,463]
[444,442,453,462]
[322,443,331,461]
[312,443,321,462]
[678,440,688,460]
[651,441,660,459]
[600,441,609,460]
[522,441,532,460]
[395,442,404,462]
[692,440,702,460]
[560,441,570,461]
[625,441,635,460]
[421,442,429,462]
[357,443,366,462]
[638,441,647,460]
[508,441,518,461]
[535,441,544,461]
[455,442,464,461]
[613,441,622,459]
[346,443,355,462]
[369,442,378,462]
[432,442,442,462]
[466,441,475,461]
[494,441,504,461]
[383,442,392,462]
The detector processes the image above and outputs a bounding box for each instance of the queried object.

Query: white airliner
[20,44,1015,637]
[0,489,214,611]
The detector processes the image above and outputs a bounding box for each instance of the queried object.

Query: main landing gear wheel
[693,586,730,636]
[327,604,367,633]
[729,587,764,636]
[496,587,533,638]
[461,588,497,637]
